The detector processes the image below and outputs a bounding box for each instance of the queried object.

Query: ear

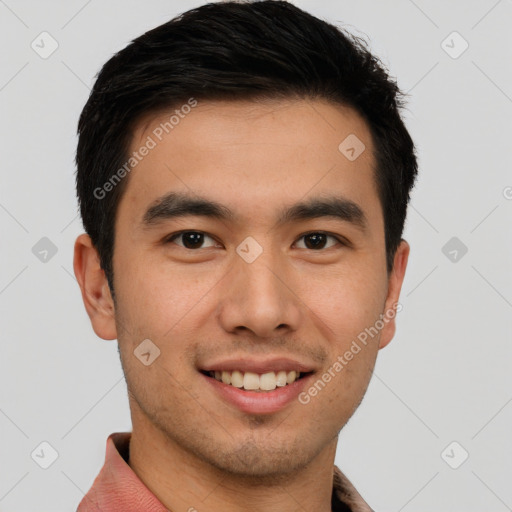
[378,239,410,350]
[73,233,117,340]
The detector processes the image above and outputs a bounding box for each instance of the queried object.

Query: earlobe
[378,239,410,350]
[73,233,118,340]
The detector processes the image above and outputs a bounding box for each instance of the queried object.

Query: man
[73,1,417,510]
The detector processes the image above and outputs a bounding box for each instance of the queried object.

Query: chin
[200,435,321,481]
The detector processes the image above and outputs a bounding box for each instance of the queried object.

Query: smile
[203,369,308,392]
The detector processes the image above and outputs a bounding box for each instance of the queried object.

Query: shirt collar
[77,432,373,512]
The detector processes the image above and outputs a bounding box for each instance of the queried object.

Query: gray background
[1,0,511,510]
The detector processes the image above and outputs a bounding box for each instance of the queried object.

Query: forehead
[118,98,381,230]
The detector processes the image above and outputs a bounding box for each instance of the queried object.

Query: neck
[128,410,337,512]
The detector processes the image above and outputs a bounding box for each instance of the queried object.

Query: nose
[216,247,302,339]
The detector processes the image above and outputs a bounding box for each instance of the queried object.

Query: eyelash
[164,230,347,251]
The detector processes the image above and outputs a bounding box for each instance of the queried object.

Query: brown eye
[295,232,341,250]
[167,231,217,249]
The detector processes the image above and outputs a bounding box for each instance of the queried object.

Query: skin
[74,98,409,512]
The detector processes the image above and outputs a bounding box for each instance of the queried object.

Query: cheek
[315,269,385,408]
[307,265,387,342]
[113,262,202,401]
[114,247,211,334]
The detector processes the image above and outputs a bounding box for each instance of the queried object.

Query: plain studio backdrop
[1,1,511,510]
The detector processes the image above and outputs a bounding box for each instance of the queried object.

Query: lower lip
[200,372,314,414]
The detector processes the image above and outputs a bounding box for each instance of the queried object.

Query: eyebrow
[142,192,368,232]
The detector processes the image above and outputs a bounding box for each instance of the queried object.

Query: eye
[165,231,219,249]
[294,232,343,250]
[164,230,345,251]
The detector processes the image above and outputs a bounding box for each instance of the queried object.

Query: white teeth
[276,370,287,387]
[260,372,277,391]
[207,369,303,391]
[286,370,297,384]
[230,370,244,388]
[243,372,260,390]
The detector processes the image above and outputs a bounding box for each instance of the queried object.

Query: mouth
[199,369,314,392]
[199,367,315,414]
[197,357,317,414]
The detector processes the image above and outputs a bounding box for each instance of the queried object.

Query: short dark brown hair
[76,0,418,293]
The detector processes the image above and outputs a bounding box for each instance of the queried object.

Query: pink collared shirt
[77,432,374,512]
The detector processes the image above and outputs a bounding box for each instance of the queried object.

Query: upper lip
[199,357,316,374]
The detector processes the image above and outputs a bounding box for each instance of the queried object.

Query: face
[75,98,409,478]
